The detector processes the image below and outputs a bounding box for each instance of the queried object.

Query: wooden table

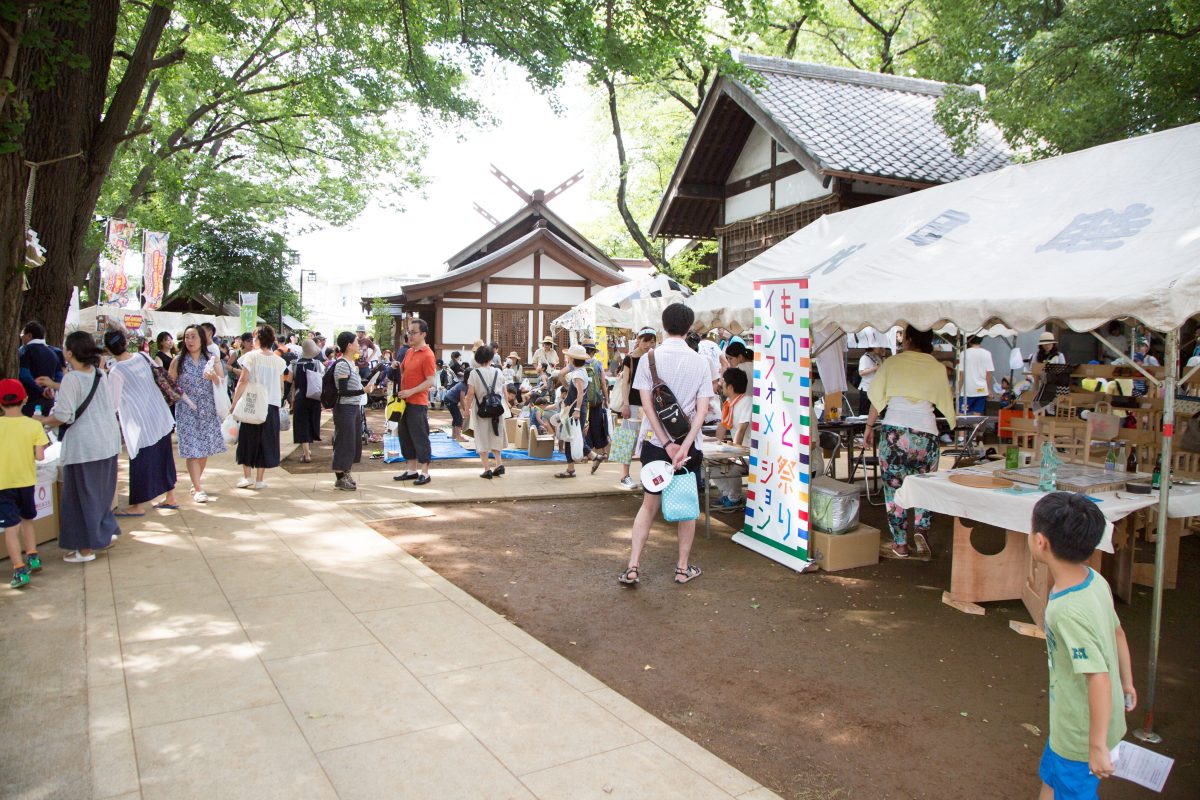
[700,441,750,539]
[894,464,1159,627]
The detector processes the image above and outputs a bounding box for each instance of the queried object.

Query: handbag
[646,350,691,442]
[303,360,325,402]
[610,419,638,465]
[232,362,268,424]
[386,395,406,422]
[141,353,183,407]
[57,371,102,441]
[561,416,585,461]
[661,469,700,522]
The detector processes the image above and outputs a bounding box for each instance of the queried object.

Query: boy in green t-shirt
[0,379,50,589]
[1031,492,1135,799]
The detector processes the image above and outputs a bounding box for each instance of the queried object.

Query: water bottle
[1039,440,1059,491]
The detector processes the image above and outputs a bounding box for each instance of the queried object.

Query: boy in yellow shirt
[1031,492,1135,799]
[1,379,50,588]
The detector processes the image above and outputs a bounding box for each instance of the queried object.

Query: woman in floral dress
[169,325,226,503]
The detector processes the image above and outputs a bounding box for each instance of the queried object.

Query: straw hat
[1038,332,1058,345]
[301,339,320,358]
[507,351,520,361]
[541,335,554,345]
[580,337,597,351]
[472,339,485,350]
[564,344,589,361]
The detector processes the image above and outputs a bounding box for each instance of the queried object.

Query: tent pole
[1133,327,1177,744]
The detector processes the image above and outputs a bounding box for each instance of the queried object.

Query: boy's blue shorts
[1039,744,1099,800]
[0,486,37,528]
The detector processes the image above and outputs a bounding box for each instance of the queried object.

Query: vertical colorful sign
[100,219,138,306]
[595,326,609,370]
[734,278,813,572]
[142,231,169,309]
[239,292,259,333]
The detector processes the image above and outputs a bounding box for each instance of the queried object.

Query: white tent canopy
[688,123,1200,336]
[551,274,691,333]
[71,304,245,338]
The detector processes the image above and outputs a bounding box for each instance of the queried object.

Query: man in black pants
[392,318,436,485]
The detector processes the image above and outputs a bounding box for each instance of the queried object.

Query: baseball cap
[0,378,27,405]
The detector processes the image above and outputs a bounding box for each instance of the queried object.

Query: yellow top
[0,415,50,490]
[867,350,956,428]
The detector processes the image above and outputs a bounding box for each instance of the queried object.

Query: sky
[291,65,611,285]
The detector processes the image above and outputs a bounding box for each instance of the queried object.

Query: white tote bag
[232,362,268,425]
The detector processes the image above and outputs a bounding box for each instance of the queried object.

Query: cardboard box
[31,479,61,548]
[808,523,880,572]
[527,427,556,459]
[504,416,519,444]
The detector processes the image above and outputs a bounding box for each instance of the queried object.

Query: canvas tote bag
[232,356,268,425]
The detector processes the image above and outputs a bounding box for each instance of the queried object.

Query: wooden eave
[396,228,625,306]
[446,201,619,272]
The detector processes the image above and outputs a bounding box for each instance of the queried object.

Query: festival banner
[239,292,259,333]
[142,231,169,309]
[734,278,814,572]
[100,219,137,306]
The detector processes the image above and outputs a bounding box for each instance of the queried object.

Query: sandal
[554,471,576,478]
[618,565,640,587]
[590,454,606,474]
[674,565,702,584]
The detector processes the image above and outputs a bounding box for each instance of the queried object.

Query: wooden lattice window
[716,193,841,276]
[491,309,528,362]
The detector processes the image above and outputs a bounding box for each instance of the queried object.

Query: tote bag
[610,419,638,465]
[661,469,699,522]
[232,361,268,425]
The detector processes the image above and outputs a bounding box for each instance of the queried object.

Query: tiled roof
[733,54,1011,184]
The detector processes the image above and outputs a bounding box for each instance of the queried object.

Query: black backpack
[320,358,345,410]
[475,370,505,419]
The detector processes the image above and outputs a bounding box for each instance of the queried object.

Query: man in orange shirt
[393,318,437,485]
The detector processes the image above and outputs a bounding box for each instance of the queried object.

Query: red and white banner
[142,230,169,309]
[100,219,137,306]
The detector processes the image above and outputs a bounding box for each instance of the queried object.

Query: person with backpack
[325,332,365,490]
[462,345,510,479]
[618,303,713,587]
[580,338,610,472]
[291,339,324,463]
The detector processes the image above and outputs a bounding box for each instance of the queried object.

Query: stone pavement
[1,451,780,800]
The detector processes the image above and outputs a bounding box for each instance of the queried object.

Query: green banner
[239,292,258,333]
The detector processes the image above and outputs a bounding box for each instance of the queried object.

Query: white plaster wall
[496,255,535,279]
[459,282,483,294]
[777,170,829,207]
[541,285,586,306]
[540,256,576,280]
[729,125,773,182]
[487,283,534,304]
[724,185,771,225]
[442,307,481,343]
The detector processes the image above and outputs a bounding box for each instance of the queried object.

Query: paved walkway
[2,451,779,800]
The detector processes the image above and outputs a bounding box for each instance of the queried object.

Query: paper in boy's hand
[1110,740,1174,792]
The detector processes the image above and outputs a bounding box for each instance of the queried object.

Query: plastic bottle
[1039,439,1059,491]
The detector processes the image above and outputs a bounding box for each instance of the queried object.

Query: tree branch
[602,75,662,268]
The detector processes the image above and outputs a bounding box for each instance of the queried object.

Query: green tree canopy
[175,214,302,324]
[920,0,1200,158]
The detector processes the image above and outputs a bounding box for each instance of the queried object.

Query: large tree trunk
[20,2,171,344]
[0,152,28,378]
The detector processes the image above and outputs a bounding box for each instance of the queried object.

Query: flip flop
[153,503,179,510]
[114,511,146,517]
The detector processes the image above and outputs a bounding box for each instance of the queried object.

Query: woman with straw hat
[291,339,324,463]
[554,343,591,478]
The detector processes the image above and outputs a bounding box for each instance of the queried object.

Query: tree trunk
[20,2,172,344]
[603,76,663,268]
[0,152,28,378]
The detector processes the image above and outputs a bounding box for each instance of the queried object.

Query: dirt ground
[371,496,1199,799]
